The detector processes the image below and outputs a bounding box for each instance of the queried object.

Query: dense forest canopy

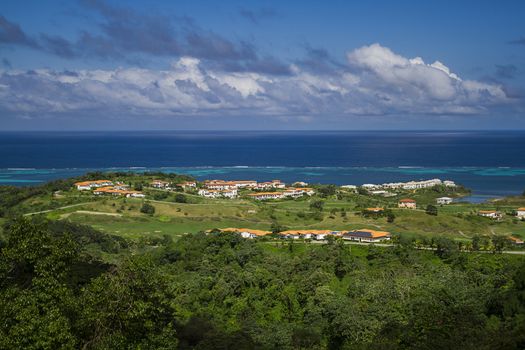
[1,218,525,349]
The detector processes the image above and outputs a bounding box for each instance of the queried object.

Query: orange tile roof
[220,228,271,236]
[479,210,497,214]
[347,229,391,238]
[280,230,332,235]
[366,207,384,211]
[247,192,282,196]
[399,198,416,203]
[517,208,525,211]
[508,236,524,243]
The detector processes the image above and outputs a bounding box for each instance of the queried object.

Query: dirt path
[23,202,96,216]
[68,210,122,217]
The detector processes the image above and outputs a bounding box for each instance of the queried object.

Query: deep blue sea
[1,131,524,201]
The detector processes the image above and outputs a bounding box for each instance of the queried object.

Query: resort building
[283,187,315,198]
[178,181,197,189]
[232,180,258,189]
[113,183,130,190]
[247,192,283,200]
[150,180,171,189]
[257,180,286,189]
[342,229,391,242]
[198,188,238,199]
[478,210,503,220]
[203,180,237,190]
[92,186,145,198]
[381,179,456,190]
[217,228,271,239]
[74,180,113,190]
[398,198,416,209]
[516,208,525,219]
[437,197,453,205]
[280,230,335,240]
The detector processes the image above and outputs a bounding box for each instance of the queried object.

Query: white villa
[257,180,286,189]
[247,192,284,200]
[516,208,525,219]
[283,187,315,198]
[398,198,416,209]
[478,210,503,220]
[198,188,238,199]
[177,181,197,189]
[151,180,171,189]
[93,186,145,198]
[74,180,113,190]
[381,179,457,190]
[437,197,453,205]
[342,229,391,243]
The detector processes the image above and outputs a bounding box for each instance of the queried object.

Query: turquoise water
[1,166,524,202]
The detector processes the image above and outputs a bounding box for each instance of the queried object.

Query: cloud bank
[0,44,511,121]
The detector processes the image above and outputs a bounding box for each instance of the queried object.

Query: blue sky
[1,0,524,130]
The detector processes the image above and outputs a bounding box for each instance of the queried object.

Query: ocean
[1,131,524,201]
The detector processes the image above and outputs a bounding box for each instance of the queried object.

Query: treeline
[1,218,525,349]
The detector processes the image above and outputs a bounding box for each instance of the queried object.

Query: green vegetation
[1,217,525,349]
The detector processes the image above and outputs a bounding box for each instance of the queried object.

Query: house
[478,210,503,220]
[113,183,130,190]
[232,180,258,189]
[92,186,145,198]
[218,228,271,239]
[516,208,525,219]
[283,187,315,198]
[257,180,286,189]
[437,197,453,205]
[126,191,145,198]
[203,180,237,190]
[343,229,391,243]
[398,198,416,209]
[280,229,335,240]
[248,192,283,200]
[178,181,197,189]
[151,180,171,189]
[198,188,237,199]
[508,236,524,245]
[74,180,113,190]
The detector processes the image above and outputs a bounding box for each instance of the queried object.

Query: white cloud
[0,44,511,121]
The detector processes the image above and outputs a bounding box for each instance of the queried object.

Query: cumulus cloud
[0,44,512,121]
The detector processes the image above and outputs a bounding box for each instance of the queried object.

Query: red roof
[399,198,416,203]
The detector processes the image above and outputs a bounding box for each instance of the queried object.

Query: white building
[516,208,525,219]
[437,197,453,205]
[248,192,284,200]
[198,188,238,199]
[478,210,503,220]
[342,229,391,243]
[151,180,171,189]
[257,180,286,189]
[74,180,113,190]
[283,187,315,198]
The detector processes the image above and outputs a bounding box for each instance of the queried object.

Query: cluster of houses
[74,180,145,198]
[477,208,525,221]
[359,178,456,191]
[197,179,314,200]
[150,180,196,190]
[215,227,392,242]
